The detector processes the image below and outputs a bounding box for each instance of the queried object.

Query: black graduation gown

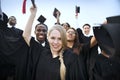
[82,36,99,80]
[0,27,29,80]
[77,41,91,80]
[29,37,80,80]
[93,54,120,80]
[78,34,98,80]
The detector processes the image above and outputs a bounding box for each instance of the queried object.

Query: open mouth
[39,35,44,38]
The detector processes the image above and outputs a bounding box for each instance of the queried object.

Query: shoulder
[63,49,78,63]
[64,49,76,56]
[30,37,44,50]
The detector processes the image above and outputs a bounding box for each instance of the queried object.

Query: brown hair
[67,27,82,55]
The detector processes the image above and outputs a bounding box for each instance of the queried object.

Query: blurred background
[1,0,120,35]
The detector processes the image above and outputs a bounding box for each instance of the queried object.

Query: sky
[1,0,120,35]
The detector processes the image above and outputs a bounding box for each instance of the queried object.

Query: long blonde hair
[47,25,67,80]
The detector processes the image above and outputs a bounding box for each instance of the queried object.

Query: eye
[58,38,61,40]
[67,31,75,34]
[37,29,47,32]
[50,37,55,40]
[43,30,47,32]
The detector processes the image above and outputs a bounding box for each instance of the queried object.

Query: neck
[36,38,45,44]
[67,40,74,48]
[51,50,59,58]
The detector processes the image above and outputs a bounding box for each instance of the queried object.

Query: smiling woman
[22,6,81,80]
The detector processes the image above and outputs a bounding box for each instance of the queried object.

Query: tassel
[22,0,27,14]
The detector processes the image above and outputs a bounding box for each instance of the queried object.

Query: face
[66,28,76,42]
[34,24,47,43]
[83,25,90,35]
[48,30,62,53]
[63,23,69,31]
[9,17,16,26]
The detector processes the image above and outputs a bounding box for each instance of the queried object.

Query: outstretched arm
[90,36,97,48]
[56,11,60,24]
[22,6,37,46]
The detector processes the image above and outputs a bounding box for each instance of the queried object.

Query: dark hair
[82,23,91,28]
[66,22,70,27]
[61,22,70,28]
[35,23,48,31]
[8,16,16,20]
[67,27,82,55]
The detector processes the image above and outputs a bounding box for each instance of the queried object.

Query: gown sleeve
[30,37,45,63]
[64,50,81,80]
[78,41,91,80]
[27,37,45,80]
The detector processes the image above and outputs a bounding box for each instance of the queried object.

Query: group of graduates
[1,3,120,80]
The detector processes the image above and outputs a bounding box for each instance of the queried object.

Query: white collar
[41,42,45,47]
[35,38,46,47]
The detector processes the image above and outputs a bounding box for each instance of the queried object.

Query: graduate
[0,2,29,80]
[22,5,80,80]
[76,25,99,80]
[66,27,89,80]
[34,15,49,48]
[92,15,120,80]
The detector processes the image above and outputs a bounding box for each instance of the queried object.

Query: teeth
[39,35,44,38]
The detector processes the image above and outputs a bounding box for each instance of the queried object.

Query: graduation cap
[93,24,120,58]
[106,15,120,23]
[37,15,46,24]
[53,8,61,18]
[31,0,36,8]
[76,6,80,13]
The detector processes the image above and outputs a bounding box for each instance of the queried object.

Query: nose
[53,39,59,44]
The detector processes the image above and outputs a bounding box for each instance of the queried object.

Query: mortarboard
[53,8,61,18]
[76,6,80,13]
[93,24,120,58]
[31,0,36,8]
[37,15,46,24]
[75,6,80,17]
[106,15,120,23]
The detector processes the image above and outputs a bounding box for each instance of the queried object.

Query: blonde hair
[47,25,67,80]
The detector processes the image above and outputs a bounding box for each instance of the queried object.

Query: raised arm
[22,6,37,46]
[90,36,97,48]
[56,11,60,24]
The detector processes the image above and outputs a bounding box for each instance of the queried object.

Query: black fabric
[77,42,91,80]
[82,36,99,80]
[93,24,120,57]
[76,6,80,13]
[37,15,46,24]
[106,15,120,23]
[0,26,29,80]
[0,13,8,28]
[93,54,120,80]
[76,28,84,43]
[28,38,80,80]
[77,27,98,80]
[53,8,61,18]
[31,0,36,8]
